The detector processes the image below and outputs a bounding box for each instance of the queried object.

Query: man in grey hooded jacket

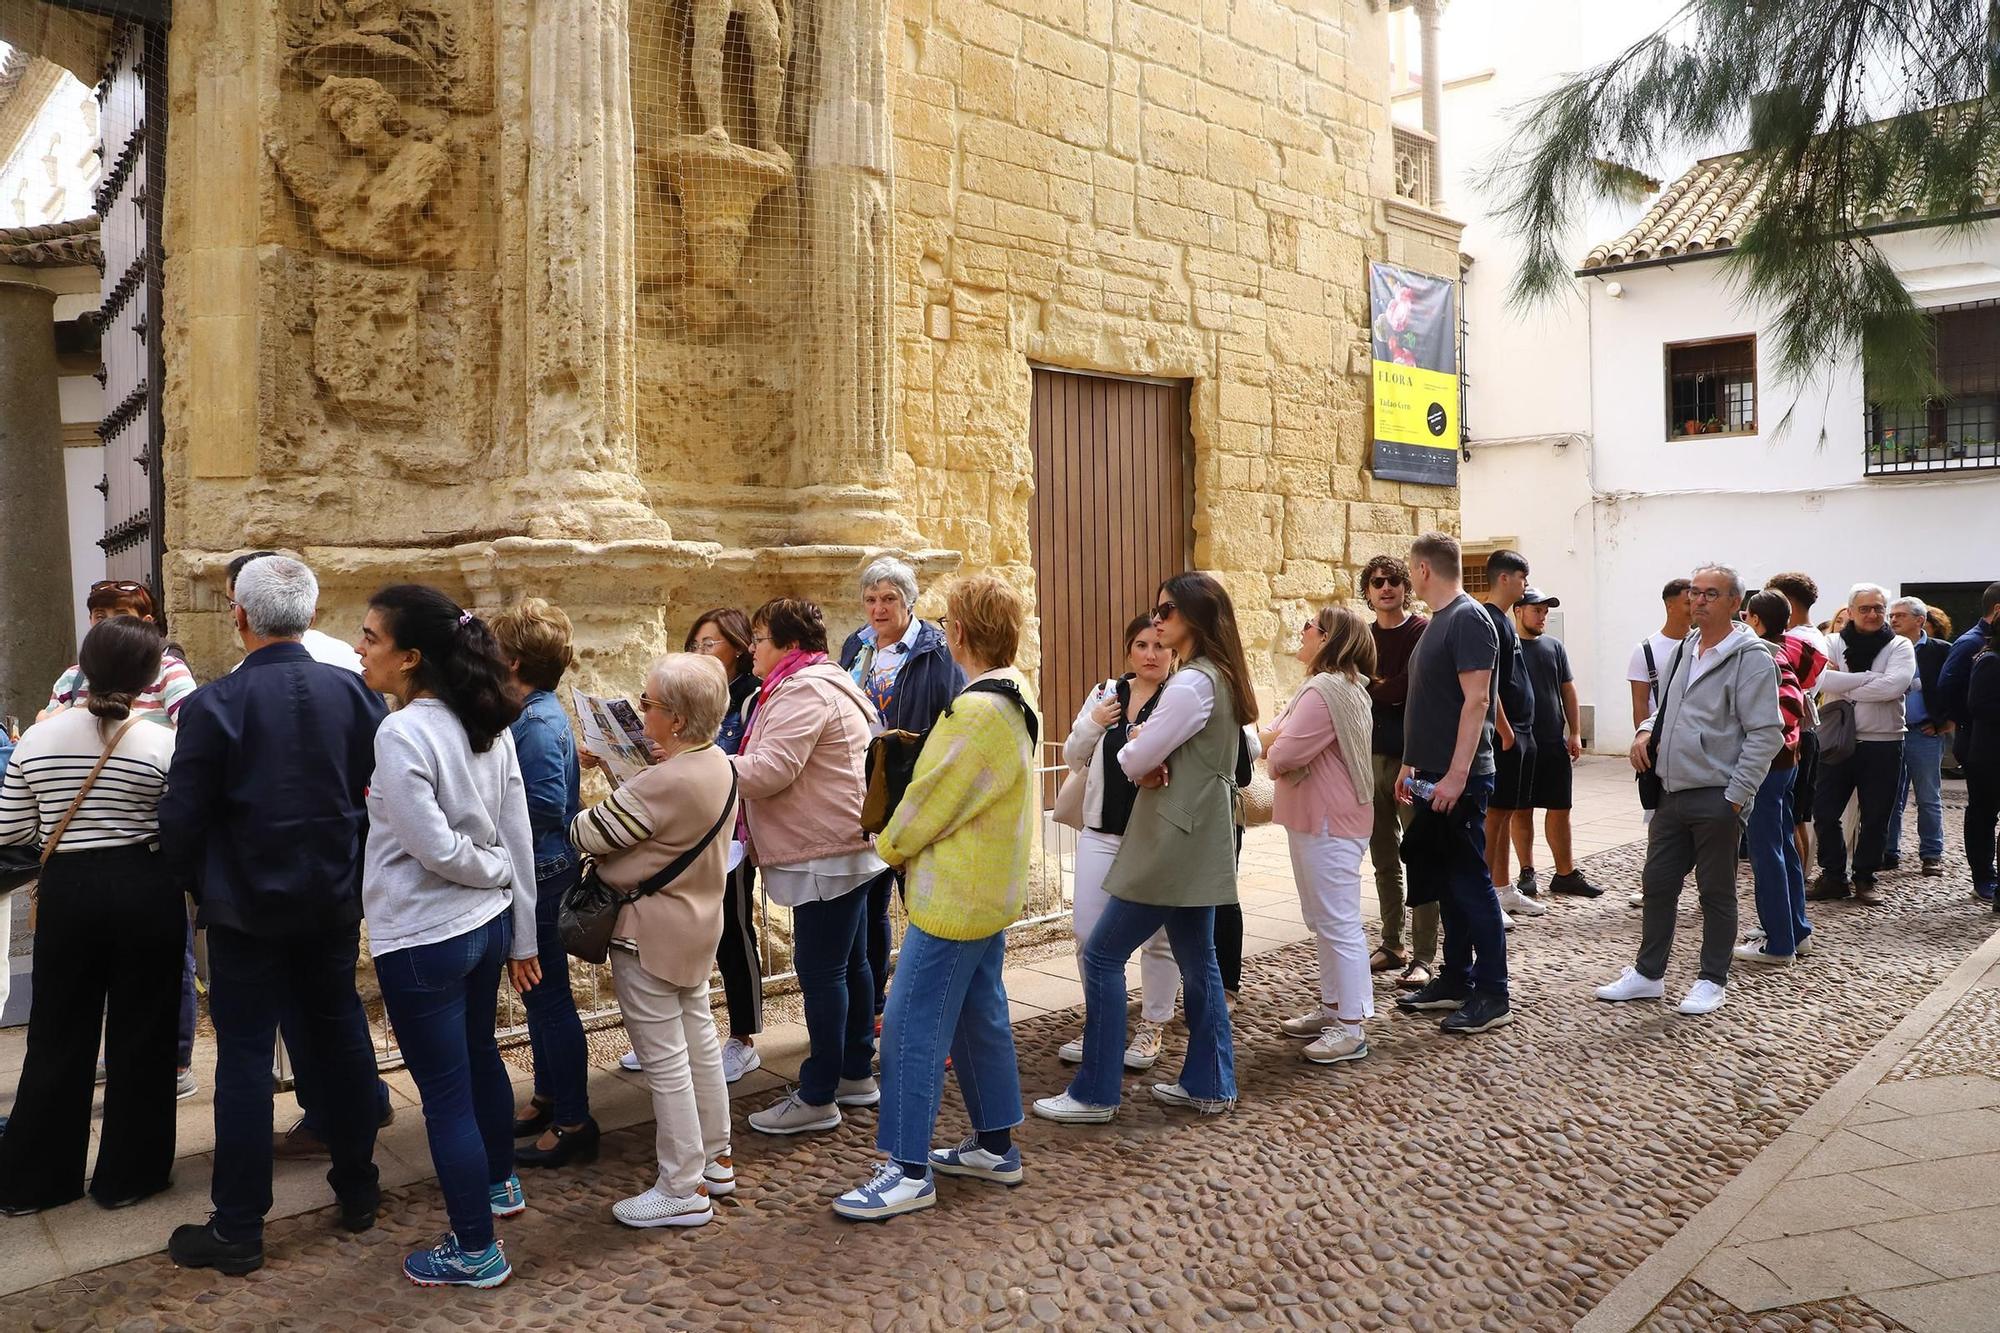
[1595,564,1783,1016]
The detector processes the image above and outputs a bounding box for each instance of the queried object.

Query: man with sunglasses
[1808,583,1917,905]
[1360,554,1435,989]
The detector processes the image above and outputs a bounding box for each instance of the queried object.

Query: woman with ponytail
[356,585,537,1289]
[0,618,182,1214]
[1036,572,1257,1125]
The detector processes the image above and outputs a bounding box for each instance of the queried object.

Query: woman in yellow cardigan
[832,575,1039,1221]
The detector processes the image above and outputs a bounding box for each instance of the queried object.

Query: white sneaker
[612,1186,713,1229]
[1500,909,1515,931]
[703,1154,736,1197]
[831,1160,937,1221]
[834,1076,880,1108]
[619,1048,642,1073]
[1150,1082,1234,1115]
[1731,942,1792,965]
[1123,1020,1165,1071]
[748,1090,842,1136]
[1497,888,1547,917]
[1627,890,1644,907]
[721,1038,761,1084]
[1302,1031,1368,1065]
[1279,1011,1335,1039]
[1677,980,1727,1015]
[1594,967,1666,1002]
[1057,1035,1085,1064]
[1031,1092,1115,1125]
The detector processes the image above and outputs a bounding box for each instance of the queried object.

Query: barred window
[1866,300,2000,476]
[1665,337,1757,439]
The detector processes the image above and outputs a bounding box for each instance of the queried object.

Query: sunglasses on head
[90,579,147,595]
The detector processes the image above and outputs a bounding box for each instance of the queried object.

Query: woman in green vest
[1034,573,1259,1123]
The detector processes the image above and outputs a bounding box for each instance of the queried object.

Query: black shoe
[1921,859,1944,877]
[93,1180,171,1210]
[0,1199,48,1217]
[169,1220,265,1276]
[514,1117,601,1169]
[511,1098,554,1140]
[1440,992,1514,1035]
[336,1186,380,1234]
[1879,856,1902,872]
[1395,977,1470,1012]
[1806,875,1853,902]
[1548,871,1603,898]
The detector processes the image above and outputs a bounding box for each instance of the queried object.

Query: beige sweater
[571,745,737,989]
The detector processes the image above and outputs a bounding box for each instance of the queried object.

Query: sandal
[1396,960,1433,990]
[1369,947,1409,974]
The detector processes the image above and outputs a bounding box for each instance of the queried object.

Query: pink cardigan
[731,663,881,866]
[1264,687,1371,839]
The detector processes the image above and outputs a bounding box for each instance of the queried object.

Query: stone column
[0,280,76,727]
[1416,0,1445,211]
[515,0,672,541]
[790,0,916,546]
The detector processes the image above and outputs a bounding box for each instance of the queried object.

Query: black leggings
[715,861,764,1037]
[1213,824,1246,993]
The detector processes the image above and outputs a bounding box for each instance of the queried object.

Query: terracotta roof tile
[0,216,102,269]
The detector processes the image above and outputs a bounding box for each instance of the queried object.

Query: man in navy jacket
[160,556,387,1276]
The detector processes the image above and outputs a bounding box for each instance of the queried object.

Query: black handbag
[559,769,738,965]
[1636,640,1685,811]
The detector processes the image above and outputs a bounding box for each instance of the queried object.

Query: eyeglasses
[695,637,724,652]
[1152,601,1178,623]
[1854,604,1887,615]
[1368,576,1402,590]
[750,633,771,646]
[1689,587,1729,602]
[639,695,671,713]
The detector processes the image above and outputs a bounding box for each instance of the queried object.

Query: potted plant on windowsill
[1682,418,1705,436]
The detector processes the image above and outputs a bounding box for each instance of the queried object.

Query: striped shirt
[0,707,177,852]
[47,655,197,727]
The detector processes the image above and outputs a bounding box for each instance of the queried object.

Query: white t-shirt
[1626,633,1685,711]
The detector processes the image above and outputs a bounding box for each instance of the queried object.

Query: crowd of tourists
[1,541,1996,1289]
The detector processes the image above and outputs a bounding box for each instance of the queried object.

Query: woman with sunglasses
[1035,573,1258,1123]
[1056,613,1181,1073]
[1261,606,1378,1065]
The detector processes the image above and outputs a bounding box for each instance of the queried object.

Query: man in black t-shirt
[1481,550,1544,922]
[1513,590,1601,898]
[1394,532,1512,1036]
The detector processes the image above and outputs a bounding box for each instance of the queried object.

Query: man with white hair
[1807,583,1917,906]
[838,555,965,1022]
[160,556,390,1275]
[1887,596,1951,877]
[1595,564,1781,1016]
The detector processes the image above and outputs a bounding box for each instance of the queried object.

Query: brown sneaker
[1397,960,1434,990]
[273,1117,329,1160]
[1806,875,1853,902]
[1854,878,1884,906]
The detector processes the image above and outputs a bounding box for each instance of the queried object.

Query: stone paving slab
[4,791,1992,1331]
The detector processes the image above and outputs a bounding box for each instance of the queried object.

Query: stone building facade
[4,0,1460,717]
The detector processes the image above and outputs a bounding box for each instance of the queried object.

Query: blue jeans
[1748,765,1810,956]
[867,871,894,1017]
[523,858,590,1125]
[876,925,1021,1164]
[791,884,878,1106]
[1416,770,1507,999]
[1888,729,1947,862]
[209,922,381,1242]
[375,913,515,1251]
[1070,897,1235,1107]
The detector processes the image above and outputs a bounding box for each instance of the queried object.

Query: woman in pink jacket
[732,599,890,1138]
[1259,606,1378,1067]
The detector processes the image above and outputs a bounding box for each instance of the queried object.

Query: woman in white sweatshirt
[357,585,537,1291]
[1058,614,1179,1071]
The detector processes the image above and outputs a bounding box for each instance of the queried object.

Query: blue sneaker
[928,1136,1023,1185]
[1975,882,1997,905]
[831,1160,936,1221]
[403,1233,512,1288]
[489,1175,526,1218]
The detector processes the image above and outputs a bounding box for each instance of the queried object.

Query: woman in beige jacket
[572,654,739,1231]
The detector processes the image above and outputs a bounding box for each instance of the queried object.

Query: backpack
[860,679,1039,836]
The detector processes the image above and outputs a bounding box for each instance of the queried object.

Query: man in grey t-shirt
[1394,532,1511,1036]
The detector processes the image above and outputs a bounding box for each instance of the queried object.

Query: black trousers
[1213,824,1247,993]
[0,845,182,1210]
[1967,760,2000,893]
[208,922,381,1241]
[1813,739,1904,881]
[715,860,764,1037]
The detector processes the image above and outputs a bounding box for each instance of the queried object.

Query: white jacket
[1064,678,1261,832]
[1819,632,1917,742]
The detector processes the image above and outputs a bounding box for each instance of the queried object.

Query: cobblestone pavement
[9,812,1996,1331]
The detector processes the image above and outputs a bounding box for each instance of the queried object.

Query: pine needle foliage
[1486,0,2000,407]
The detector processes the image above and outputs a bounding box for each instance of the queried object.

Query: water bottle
[1406,776,1437,803]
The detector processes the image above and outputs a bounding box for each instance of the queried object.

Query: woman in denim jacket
[490,599,594,1169]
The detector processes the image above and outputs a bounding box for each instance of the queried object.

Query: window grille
[1665,337,1757,439]
[1865,299,2000,476]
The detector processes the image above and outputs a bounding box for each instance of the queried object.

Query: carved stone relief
[310,265,423,425]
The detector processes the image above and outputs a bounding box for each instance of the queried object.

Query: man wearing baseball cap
[1513,589,1600,898]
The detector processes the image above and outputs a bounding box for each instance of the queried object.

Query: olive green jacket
[1101,657,1241,908]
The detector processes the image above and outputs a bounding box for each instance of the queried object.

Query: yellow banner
[1372,361,1458,449]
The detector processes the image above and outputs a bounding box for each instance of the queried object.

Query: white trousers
[1072,829,1178,1024]
[611,951,732,1197]
[1287,830,1374,1022]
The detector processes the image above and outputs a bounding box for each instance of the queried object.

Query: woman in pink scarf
[730,599,890,1138]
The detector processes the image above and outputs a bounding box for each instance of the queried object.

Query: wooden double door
[1028,368,1194,750]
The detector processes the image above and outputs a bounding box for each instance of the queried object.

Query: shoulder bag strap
[626,767,739,902]
[956,678,1040,748]
[1646,641,1686,772]
[40,717,142,866]
[1643,641,1659,697]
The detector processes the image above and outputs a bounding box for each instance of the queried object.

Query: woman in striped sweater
[0,618,182,1215]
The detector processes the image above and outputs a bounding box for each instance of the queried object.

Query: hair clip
[458,611,474,626]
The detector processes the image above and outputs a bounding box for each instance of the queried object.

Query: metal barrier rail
[352,743,1079,1072]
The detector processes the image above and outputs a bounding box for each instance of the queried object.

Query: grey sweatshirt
[363,698,537,960]
[1640,625,1785,813]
